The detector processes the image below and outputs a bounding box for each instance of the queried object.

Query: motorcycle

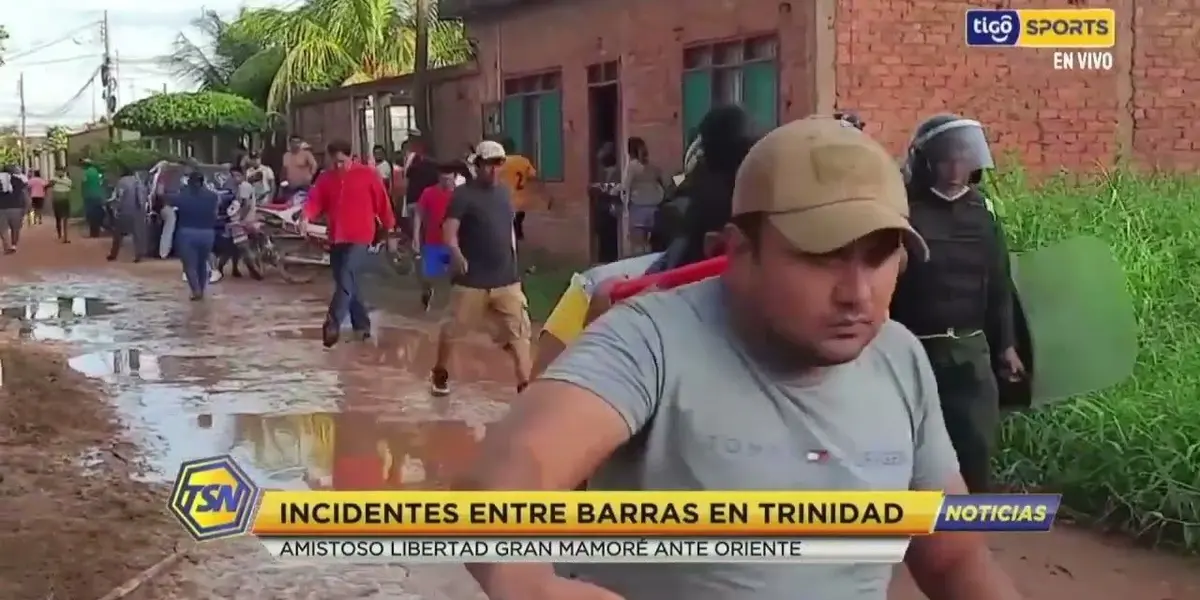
[229,221,277,280]
[252,203,415,284]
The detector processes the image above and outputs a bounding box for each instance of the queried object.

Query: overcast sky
[1,1,288,134]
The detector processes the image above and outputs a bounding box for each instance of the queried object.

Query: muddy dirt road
[2,223,1199,599]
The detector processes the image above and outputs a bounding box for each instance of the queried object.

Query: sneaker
[430,367,450,396]
[321,316,340,348]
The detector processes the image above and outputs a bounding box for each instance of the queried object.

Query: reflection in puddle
[69,349,161,381]
[1,296,118,341]
[1,296,115,320]
[199,412,492,491]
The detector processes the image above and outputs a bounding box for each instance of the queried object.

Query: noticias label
[966,8,1116,48]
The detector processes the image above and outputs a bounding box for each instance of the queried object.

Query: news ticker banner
[260,537,912,564]
[170,456,1060,563]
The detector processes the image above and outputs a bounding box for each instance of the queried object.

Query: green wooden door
[742,62,779,132]
[681,70,713,150]
[537,92,564,180]
[502,97,525,153]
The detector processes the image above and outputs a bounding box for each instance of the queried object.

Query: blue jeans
[176,227,215,295]
[328,243,371,332]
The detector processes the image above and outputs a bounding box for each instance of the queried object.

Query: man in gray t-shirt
[459,118,1020,600]
[432,140,533,398]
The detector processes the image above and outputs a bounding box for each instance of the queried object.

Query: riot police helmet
[834,111,865,130]
[907,114,994,188]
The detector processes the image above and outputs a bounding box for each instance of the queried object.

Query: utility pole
[100,10,116,141]
[17,73,27,170]
[412,0,431,144]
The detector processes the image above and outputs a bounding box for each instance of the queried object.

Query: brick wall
[466,0,816,260]
[463,0,1197,259]
[838,0,1200,170]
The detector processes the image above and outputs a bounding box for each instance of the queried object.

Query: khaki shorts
[444,283,532,345]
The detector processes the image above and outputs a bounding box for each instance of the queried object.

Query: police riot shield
[997,236,1138,410]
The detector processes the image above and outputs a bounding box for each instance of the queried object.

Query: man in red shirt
[413,161,460,311]
[300,140,397,347]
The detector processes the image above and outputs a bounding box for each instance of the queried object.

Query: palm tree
[232,0,471,111]
[0,25,9,65]
[159,9,283,109]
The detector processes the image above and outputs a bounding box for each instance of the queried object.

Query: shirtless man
[281,136,318,201]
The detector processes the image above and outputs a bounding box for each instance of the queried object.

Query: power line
[4,21,101,63]
[8,54,98,67]
[25,66,101,119]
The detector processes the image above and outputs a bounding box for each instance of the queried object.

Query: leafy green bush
[992,167,1200,552]
[71,142,179,177]
[112,91,268,135]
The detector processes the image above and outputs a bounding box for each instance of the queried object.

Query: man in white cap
[460,116,1020,600]
[430,139,532,397]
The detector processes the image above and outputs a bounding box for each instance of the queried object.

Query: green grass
[520,250,579,322]
[991,166,1200,552]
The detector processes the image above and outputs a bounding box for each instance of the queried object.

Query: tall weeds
[991,167,1200,552]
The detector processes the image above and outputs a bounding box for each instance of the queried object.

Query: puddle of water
[193,411,494,491]
[69,349,161,381]
[0,296,116,320]
[1,296,119,341]
[13,277,516,496]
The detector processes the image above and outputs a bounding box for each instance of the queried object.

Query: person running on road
[413,161,460,311]
[107,165,150,263]
[0,165,28,254]
[26,170,46,225]
[50,169,73,243]
[81,159,106,237]
[459,117,1023,600]
[172,171,221,300]
[300,140,397,348]
[429,140,532,396]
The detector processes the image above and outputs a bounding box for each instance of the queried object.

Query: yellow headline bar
[250,491,944,537]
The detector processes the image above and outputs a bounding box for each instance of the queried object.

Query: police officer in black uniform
[890,114,1026,493]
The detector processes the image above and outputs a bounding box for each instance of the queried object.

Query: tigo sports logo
[966,9,1115,48]
[169,455,260,542]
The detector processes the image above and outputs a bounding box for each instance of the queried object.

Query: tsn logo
[966,9,1116,49]
[169,456,260,542]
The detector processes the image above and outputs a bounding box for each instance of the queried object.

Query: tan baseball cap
[732,116,928,261]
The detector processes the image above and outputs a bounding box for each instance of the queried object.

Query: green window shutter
[537,91,564,180]
[502,96,524,153]
[741,61,778,131]
[681,70,713,150]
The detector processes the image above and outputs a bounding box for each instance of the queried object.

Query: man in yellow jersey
[497,137,546,269]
